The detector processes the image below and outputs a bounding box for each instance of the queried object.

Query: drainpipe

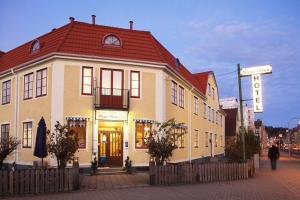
[11,68,19,163]
[188,87,193,163]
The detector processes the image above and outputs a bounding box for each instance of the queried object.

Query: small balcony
[94,87,129,111]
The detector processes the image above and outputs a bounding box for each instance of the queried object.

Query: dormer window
[103,34,121,46]
[31,40,40,52]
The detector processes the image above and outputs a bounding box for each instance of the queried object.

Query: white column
[155,70,166,122]
[123,121,129,167]
[50,62,65,166]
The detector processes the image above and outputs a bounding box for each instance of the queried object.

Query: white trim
[50,62,65,166]
[132,162,149,167]
[155,70,166,122]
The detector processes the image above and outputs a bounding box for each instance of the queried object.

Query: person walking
[268,144,280,170]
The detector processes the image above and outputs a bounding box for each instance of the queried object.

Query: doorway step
[96,167,126,175]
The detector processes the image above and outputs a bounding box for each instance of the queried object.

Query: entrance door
[98,130,123,166]
[100,69,123,108]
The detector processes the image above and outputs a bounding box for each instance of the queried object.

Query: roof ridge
[147,34,168,64]
[56,22,74,52]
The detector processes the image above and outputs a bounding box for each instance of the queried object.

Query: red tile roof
[0,20,211,97]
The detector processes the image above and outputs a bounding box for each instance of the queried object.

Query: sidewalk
[6,152,300,200]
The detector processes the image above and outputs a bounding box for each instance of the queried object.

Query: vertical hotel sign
[240,65,272,113]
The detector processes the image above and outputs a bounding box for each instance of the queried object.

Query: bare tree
[0,137,20,170]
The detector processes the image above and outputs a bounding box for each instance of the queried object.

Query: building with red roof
[0,16,225,168]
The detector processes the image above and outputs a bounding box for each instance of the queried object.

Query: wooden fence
[149,159,255,185]
[0,167,79,196]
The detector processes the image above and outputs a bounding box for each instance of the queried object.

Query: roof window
[103,34,121,46]
[31,40,40,53]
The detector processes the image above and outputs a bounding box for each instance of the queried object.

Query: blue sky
[1,0,299,128]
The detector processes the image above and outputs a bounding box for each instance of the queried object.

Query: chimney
[69,17,75,22]
[52,28,56,31]
[92,15,96,25]
[129,21,133,30]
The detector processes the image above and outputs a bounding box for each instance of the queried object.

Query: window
[1,124,9,142]
[130,71,140,98]
[216,112,219,124]
[100,69,123,96]
[203,102,207,118]
[24,73,34,100]
[220,135,223,147]
[208,106,211,121]
[103,34,121,46]
[31,40,40,52]
[194,130,199,148]
[215,134,217,147]
[68,119,87,148]
[23,122,32,148]
[2,80,11,105]
[212,87,215,99]
[178,86,184,108]
[220,115,223,127]
[212,109,215,123]
[205,132,208,147]
[194,96,198,115]
[171,81,177,105]
[36,68,47,97]
[135,122,151,149]
[207,83,211,96]
[82,67,93,95]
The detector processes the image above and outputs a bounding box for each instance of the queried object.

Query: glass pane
[132,81,138,89]
[37,89,41,96]
[84,68,92,77]
[136,123,144,148]
[101,70,111,89]
[42,86,46,95]
[37,80,41,87]
[84,77,92,85]
[131,89,138,97]
[113,71,122,89]
[83,85,91,93]
[42,69,47,77]
[37,71,41,79]
[42,78,47,87]
[131,72,139,81]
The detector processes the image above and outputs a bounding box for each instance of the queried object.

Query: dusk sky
[1,0,299,128]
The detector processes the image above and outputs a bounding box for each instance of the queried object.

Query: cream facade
[0,56,225,168]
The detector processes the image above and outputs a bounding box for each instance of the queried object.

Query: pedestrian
[268,144,280,170]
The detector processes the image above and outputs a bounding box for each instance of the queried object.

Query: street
[4,151,300,200]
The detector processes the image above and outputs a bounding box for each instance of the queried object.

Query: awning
[133,119,155,123]
[65,117,89,121]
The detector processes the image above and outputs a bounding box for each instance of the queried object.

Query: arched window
[103,34,121,46]
[31,40,40,52]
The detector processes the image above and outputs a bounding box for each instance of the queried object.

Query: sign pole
[237,64,246,162]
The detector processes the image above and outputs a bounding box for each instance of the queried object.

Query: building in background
[0,16,226,168]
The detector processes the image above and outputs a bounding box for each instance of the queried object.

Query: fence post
[72,166,80,190]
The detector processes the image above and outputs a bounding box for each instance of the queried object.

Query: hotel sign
[240,65,272,77]
[96,110,128,121]
[252,74,263,112]
[240,64,272,113]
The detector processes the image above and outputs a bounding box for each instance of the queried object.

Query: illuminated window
[171,81,177,105]
[178,86,184,108]
[194,96,198,115]
[1,124,9,142]
[36,68,47,97]
[31,40,40,52]
[2,80,11,105]
[135,122,151,149]
[172,128,185,148]
[82,67,93,95]
[103,35,121,46]
[23,122,32,148]
[24,73,34,100]
[130,71,140,98]
[68,119,86,149]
